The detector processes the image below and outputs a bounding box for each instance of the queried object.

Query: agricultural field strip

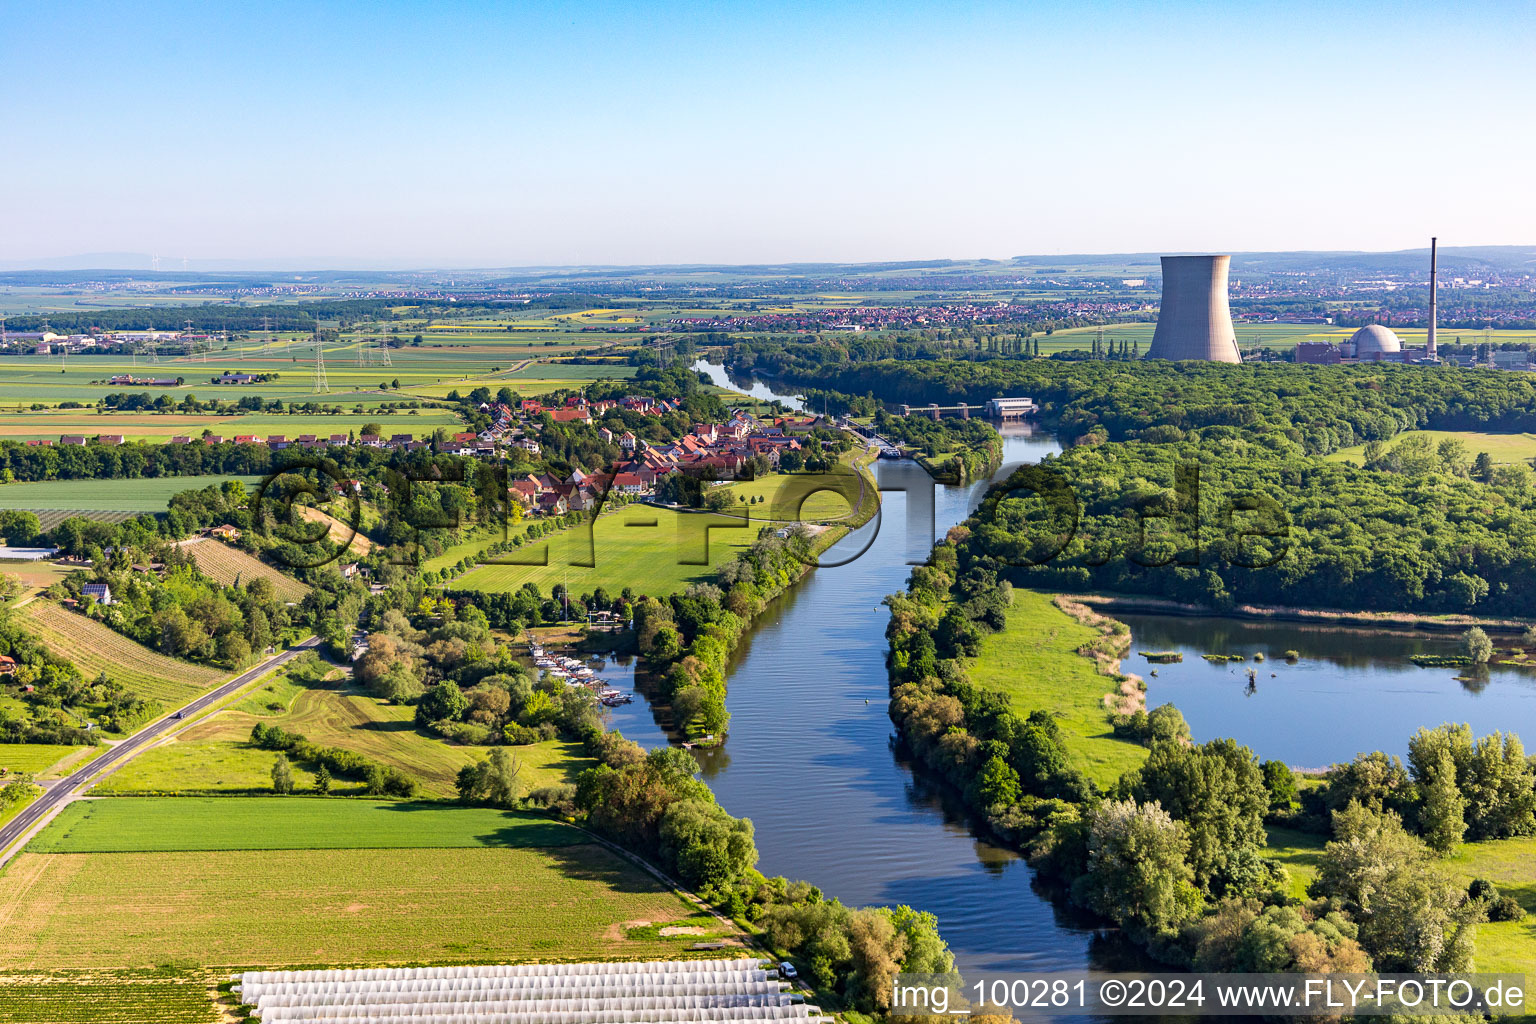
[29,797,584,853]
[0,475,265,512]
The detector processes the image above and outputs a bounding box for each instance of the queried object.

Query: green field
[0,474,262,511]
[1,798,734,973]
[32,797,583,852]
[454,504,773,597]
[0,408,464,442]
[97,674,590,798]
[0,744,88,775]
[967,589,1148,787]
[0,843,723,970]
[1328,429,1536,467]
[0,976,218,1024]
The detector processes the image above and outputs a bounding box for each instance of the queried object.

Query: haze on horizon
[4,0,1534,270]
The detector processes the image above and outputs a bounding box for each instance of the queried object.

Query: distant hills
[2,247,1533,283]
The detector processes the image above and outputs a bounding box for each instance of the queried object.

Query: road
[0,636,321,862]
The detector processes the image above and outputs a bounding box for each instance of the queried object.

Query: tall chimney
[1427,237,1438,360]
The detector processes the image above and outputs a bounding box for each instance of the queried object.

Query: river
[593,360,1126,975]
[590,359,1536,982]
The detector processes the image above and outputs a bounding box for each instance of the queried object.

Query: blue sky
[3,0,1533,267]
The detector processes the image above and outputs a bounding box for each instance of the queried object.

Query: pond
[1124,613,1536,769]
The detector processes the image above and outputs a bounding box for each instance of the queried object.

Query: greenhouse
[234,958,830,1024]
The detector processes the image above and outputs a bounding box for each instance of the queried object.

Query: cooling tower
[1147,255,1242,363]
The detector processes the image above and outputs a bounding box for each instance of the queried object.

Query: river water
[589,360,1536,981]
[689,429,1143,976]
[595,359,1121,974]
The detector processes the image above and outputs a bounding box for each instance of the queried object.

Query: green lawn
[1443,835,1536,989]
[421,526,527,573]
[31,797,583,853]
[454,504,769,597]
[720,470,865,523]
[967,589,1148,788]
[1328,429,1536,467]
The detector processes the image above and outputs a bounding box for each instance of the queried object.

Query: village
[15,387,835,519]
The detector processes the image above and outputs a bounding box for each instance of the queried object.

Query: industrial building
[1146,255,1241,363]
[1349,324,1404,360]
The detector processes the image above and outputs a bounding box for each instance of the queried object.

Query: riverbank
[1077,593,1536,636]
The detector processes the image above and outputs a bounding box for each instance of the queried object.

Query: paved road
[0,636,321,860]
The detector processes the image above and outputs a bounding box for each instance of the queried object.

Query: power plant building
[1146,255,1241,363]
[1348,324,1403,360]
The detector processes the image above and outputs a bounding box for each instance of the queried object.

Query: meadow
[32,797,583,852]
[0,474,262,512]
[1328,428,1536,467]
[177,539,309,601]
[966,589,1149,788]
[19,600,223,710]
[452,504,770,597]
[1266,826,1536,995]
[98,675,591,798]
[720,472,863,523]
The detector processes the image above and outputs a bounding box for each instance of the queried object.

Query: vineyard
[28,510,137,532]
[19,601,223,709]
[0,975,216,1023]
[177,540,308,602]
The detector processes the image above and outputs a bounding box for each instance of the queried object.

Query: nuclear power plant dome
[1349,324,1402,357]
[1147,255,1242,363]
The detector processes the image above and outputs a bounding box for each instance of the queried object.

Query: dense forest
[747,356,1536,455]
[965,430,1536,613]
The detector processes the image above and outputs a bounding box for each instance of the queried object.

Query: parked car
[778,961,797,980]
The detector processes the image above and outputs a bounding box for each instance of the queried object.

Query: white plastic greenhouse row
[247,1009,822,1024]
[254,995,798,1020]
[236,959,762,990]
[252,982,788,1007]
[240,972,774,1001]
